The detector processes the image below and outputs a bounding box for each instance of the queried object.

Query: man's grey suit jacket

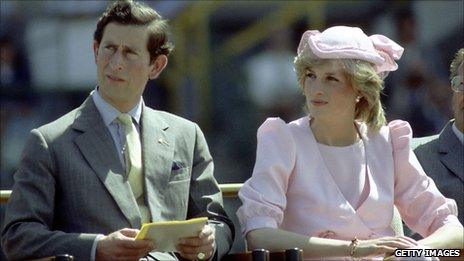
[413,120,464,225]
[1,97,234,260]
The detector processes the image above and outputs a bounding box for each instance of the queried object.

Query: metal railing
[0,183,242,204]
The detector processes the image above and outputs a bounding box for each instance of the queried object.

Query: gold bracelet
[349,237,359,258]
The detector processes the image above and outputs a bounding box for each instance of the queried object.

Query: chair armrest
[0,189,11,203]
[29,254,74,261]
[223,251,286,261]
[218,183,243,198]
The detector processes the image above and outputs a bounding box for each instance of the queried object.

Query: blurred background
[0,0,463,256]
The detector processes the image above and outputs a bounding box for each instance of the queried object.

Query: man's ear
[149,55,168,80]
[93,41,99,64]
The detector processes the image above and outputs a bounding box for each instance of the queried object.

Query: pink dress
[317,139,368,210]
[237,117,461,243]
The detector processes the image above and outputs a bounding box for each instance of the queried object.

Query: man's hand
[96,228,155,261]
[176,225,215,260]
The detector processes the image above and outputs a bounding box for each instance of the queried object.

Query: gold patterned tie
[118,113,151,223]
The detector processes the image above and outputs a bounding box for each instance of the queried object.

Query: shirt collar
[91,87,143,126]
[452,121,464,144]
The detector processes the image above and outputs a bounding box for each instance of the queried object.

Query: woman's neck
[310,117,359,146]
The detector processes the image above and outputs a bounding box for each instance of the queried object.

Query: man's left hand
[176,225,215,260]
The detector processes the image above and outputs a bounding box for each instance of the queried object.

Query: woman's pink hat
[297,26,404,74]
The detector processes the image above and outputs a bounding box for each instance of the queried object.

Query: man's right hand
[96,228,155,261]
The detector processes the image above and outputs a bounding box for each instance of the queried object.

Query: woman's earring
[355,96,361,103]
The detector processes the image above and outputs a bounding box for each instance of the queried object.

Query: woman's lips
[311,99,328,106]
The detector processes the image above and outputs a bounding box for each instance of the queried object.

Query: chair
[222,251,286,261]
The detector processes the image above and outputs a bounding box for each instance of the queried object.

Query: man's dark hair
[94,0,174,62]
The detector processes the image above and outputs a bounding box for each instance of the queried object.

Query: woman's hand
[354,236,418,258]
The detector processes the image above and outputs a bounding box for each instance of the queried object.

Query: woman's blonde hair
[294,53,386,130]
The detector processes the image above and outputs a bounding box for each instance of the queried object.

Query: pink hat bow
[297,26,404,75]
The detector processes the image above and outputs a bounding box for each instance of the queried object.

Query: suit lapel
[141,107,174,222]
[72,97,142,228]
[439,121,464,182]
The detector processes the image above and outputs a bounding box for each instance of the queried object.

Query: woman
[236,26,463,259]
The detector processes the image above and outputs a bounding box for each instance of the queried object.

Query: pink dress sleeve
[236,118,296,235]
[390,120,462,237]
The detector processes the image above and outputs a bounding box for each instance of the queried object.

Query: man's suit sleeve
[186,124,234,260]
[1,129,98,260]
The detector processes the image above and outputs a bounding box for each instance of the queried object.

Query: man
[413,48,464,225]
[1,1,234,260]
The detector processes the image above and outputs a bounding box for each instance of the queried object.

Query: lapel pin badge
[158,138,169,146]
